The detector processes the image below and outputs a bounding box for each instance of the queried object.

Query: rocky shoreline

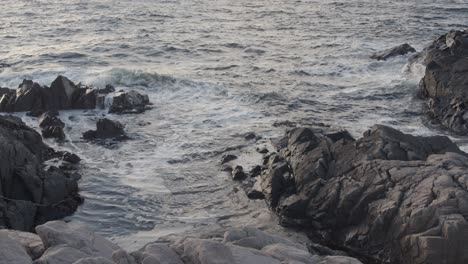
[1,29,468,263]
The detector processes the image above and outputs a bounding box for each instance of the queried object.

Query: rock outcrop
[109,90,151,114]
[0,115,82,232]
[419,29,468,134]
[0,76,150,114]
[3,221,362,264]
[370,43,416,61]
[82,118,126,141]
[248,125,468,264]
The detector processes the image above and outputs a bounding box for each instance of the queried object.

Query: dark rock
[325,130,355,143]
[98,84,116,94]
[71,87,97,109]
[221,165,233,172]
[247,189,265,200]
[232,166,246,181]
[109,90,150,114]
[244,132,256,140]
[47,75,79,110]
[220,154,237,164]
[14,80,44,112]
[82,118,125,140]
[41,126,65,140]
[370,43,416,61]
[38,111,64,128]
[0,75,114,113]
[26,109,45,117]
[254,124,468,264]
[0,115,81,232]
[256,147,269,154]
[249,165,263,177]
[62,153,80,164]
[419,29,468,135]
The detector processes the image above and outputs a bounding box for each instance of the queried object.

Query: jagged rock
[0,76,117,113]
[61,152,81,164]
[38,111,63,128]
[419,29,468,134]
[0,115,81,231]
[0,232,33,264]
[98,85,116,94]
[221,154,238,164]
[254,124,468,264]
[41,126,65,140]
[232,166,246,181]
[0,230,44,259]
[14,80,44,112]
[72,87,97,109]
[35,221,121,260]
[109,90,150,114]
[82,118,126,140]
[370,43,416,61]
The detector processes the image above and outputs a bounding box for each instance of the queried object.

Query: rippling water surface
[1,0,468,247]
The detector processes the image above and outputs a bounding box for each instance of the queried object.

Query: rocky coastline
[1,29,468,264]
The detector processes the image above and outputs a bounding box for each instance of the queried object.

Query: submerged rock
[232,165,247,181]
[370,43,416,61]
[83,118,126,140]
[419,29,468,134]
[109,90,151,114]
[0,115,82,232]
[251,124,468,263]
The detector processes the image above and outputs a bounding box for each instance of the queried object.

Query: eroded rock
[109,90,150,114]
[252,124,468,264]
[370,43,416,61]
[419,29,468,134]
[0,115,81,231]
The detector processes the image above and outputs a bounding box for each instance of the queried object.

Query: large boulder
[252,125,468,264]
[370,43,416,61]
[35,221,121,260]
[0,232,33,264]
[419,29,468,134]
[109,90,150,114]
[0,229,44,259]
[0,115,82,232]
[82,118,126,140]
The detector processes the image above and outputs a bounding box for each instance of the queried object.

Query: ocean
[1,0,467,248]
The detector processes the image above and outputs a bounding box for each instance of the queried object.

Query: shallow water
[1,0,468,247]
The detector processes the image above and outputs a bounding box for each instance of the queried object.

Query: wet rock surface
[245,124,468,264]
[419,29,468,134]
[109,90,151,114]
[0,76,150,115]
[83,118,126,141]
[370,43,416,61]
[0,115,82,232]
